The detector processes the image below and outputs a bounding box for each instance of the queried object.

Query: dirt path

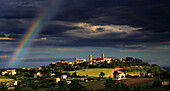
[107,68,123,77]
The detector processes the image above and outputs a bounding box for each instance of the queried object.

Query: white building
[54,78,60,83]
[114,71,126,80]
[2,69,16,76]
[61,74,67,79]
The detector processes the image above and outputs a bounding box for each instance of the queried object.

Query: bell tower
[89,54,92,61]
[101,53,104,58]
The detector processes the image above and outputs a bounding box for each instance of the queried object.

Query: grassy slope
[66,68,113,77]
[0,76,14,83]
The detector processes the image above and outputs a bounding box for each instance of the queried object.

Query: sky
[0,0,170,68]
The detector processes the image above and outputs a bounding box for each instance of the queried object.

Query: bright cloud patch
[52,21,142,38]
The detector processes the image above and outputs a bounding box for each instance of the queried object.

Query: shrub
[153,80,162,87]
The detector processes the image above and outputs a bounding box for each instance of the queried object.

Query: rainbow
[9,0,58,67]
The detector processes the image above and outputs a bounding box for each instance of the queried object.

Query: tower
[101,53,104,58]
[89,54,92,61]
[75,57,77,62]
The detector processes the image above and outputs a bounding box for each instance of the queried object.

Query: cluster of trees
[15,79,86,91]
[0,82,8,91]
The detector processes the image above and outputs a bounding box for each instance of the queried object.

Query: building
[89,54,92,61]
[119,58,123,61]
[49,73,55,76]
[162,81,169,86]
[93,53,111,62]
[140,73,146,77]
[34,72,43,78]
[80,78,88,82]
[140,73,153,77]
[13,81,18,86]
[54,78,60,83]
[67,81,72,84]
[61,74,67,79]
[75,57,86,63]
[38,67,42,70]
[2,69,16,76]
[56,61,74,66]
[114,71,126,80]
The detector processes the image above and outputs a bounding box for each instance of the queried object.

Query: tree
[57,86,69,91]
[104,77,116,88]
[0,82,7,91]
[68,80,85,91]
[99,72,105,78]
[72,72,77,77]
[113,71,118,78]
[153,80,162,87]
[58,80,67,87]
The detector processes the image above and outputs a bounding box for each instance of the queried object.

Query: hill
[65,68,113,77]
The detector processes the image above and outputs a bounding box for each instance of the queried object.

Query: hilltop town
[0,53,170,91]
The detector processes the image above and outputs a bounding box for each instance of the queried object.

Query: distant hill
[162,67,170,71]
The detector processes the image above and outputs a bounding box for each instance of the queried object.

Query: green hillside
[65,68,113,77]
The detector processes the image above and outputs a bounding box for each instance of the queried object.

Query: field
[82,78,157,90]
[66,68,113,77]
[0,76,14,83]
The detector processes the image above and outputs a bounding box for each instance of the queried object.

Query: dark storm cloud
[0,0,169,49]
[53,0,170,32]
[41,24,79,35]
[0,50,12,55]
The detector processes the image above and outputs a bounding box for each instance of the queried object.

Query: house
[2,69,17,76]
[114,71,126,80]
[75,57,86,63]
[61,74,67,79]
[80,78,88,82]
[140,73,146,77]
[140,73,153,77]
[2,71,8,75]
[34,72,43,78]
[162,81,169,86]
[22,68,26,69]
[50,62,56,67]
[147,73,153,77]
[54,78,60,83]
[49,73,55,76]
[8,81,18,87]
[38,67,42,70]
[13,81,18,86]
[67,81,71,84]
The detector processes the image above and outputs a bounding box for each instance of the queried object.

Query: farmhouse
[34,72,43,78]
[61,74,67,79]
[49,73,55,76]
[140,73,153,77]
[114,71,126,80]
[54,78,60,83]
